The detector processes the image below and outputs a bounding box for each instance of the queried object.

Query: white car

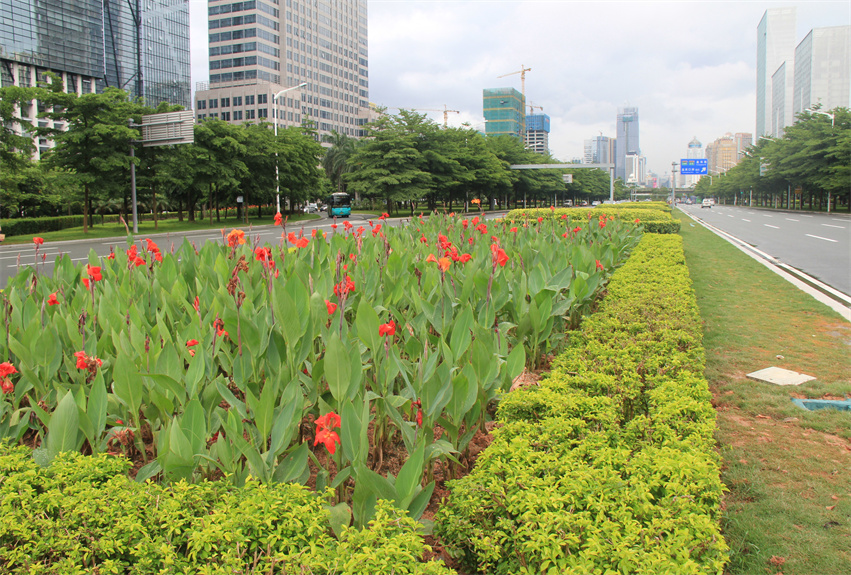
[701,199,712,208]
[303,203,319,213]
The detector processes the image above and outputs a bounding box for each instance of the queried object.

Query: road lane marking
[832,219,846,222]
[763,214,773,218]
[800,215,813,218]
[785,218,799,222]
[742,219,751,222]
[822,224,845,229]
[764,224,779,229]
[805,234,837,243]
[728,214,734,218]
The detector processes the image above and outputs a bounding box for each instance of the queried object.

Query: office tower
[683,137,703,188]
[583,140,594,164]
[585,135,615,165]
[524,113,549,154]
[1,0,190,157]
[483,88,525,138]
[756,7,796,137]
[793,26,851,117]
[615,107,639,182]
[771,62,793,137]
[196,0,369,139]
[705,132,751,175]
[734,133,753,162]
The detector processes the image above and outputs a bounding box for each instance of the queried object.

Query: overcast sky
[190,1,850,177]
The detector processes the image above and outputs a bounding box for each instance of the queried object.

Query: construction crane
[528,103,543,115]
[497,65,532,100]
[410,105,460,128]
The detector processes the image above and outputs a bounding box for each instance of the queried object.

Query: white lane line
[832,218,846,222]
[806,234,838,243]
[764,224,779,229]
[742,219,751,222]
[822,224,845,229]
[763,214,773,218]
[785,218,799,222]
[728,214,734,218]
[800,215,813,218]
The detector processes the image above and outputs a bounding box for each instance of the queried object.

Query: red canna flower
[255,247,272,262]
[325,299,337,315]
[0,379,12,394]
[274,212,283,226]
[227,229,246,247]
[419,235,428,244]
[380,212,389,220]
[491,245,509,267]
[572,226,582,234]
[462,219,468,229]
[510,227,518,233]
[47,292,59,306]
[74,351,103,370]
[82,278,90,289]
[331,223,338,230]
[133,256,146,267]
[333,275,356,297]
[437,257,451,272]
[87,265,102,282]
[459,253,472,263]
[599,220,606,229]
[378,321,396,337]
[33,237,44,246]
[537,217,543,224]
[296,237,310,249]
[214,318,229,339]
[0,362,17,380]
[596,259,604,271]
[186,338,199,357]
[315,412,341,431]
[314,427,341,454]
[287,231,298,244]
[561,214,568,220]
[425,254,437,263]
[193,296,200,312]
[634,218,641,223]
[107,252,116,260]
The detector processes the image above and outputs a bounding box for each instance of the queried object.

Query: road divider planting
[434,233,728,574]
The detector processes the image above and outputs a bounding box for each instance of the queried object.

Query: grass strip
[677,212,851,575]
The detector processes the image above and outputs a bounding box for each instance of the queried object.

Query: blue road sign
[680,159,708,175]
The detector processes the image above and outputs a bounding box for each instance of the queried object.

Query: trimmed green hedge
[434,234,727,574]
[0,446,454,574]
[505,203,680,234]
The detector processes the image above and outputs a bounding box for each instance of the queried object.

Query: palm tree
[321,131,357,196]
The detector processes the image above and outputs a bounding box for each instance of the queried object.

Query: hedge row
[505,203,680,234]
[0,446,454,575]
[434,233,728,574]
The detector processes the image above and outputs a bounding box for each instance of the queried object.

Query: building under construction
[483,87,525,138]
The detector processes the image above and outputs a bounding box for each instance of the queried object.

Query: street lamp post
[670,162,677,207]
[273,82,308,213]
[805,108,835,127]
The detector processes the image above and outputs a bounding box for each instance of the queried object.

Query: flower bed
[434,234,728,574]
[0,213,642,571]
[506,202,681,234]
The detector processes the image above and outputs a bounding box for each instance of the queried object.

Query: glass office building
[1,0,190,104]
[615,107,639,183]
[197,0,370,139]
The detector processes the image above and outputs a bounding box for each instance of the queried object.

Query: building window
[209,99,218,108]
[258,93,268,104]
[222,111,231,121]
[233,96,242,106]
[233,110,243,120]
[221,97,230,107]
[197,100,207,110]
[246,94,255,105]
[258,108,267,118]
[246,109,255,119]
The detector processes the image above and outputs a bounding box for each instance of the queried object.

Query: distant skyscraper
[734,133,753,162]
[706,132,751,175]
[684,137,703,188]
[793,26,851,118]
[615,107,639,182]
[0,0,190,157]
[483,88,525,138]
[771,62,793,137]
[583,140,594,164]
[524,113,550,154]
[756,7,796,137]
[196,0,369,139]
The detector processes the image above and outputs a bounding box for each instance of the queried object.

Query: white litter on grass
[746,366,816,386]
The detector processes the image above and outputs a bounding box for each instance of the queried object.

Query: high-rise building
[706,132,751,176]
[615,107,639,182]
[483,88,524,138]
[1,0,190,157]
[524,113,549,154]
[756,7,796,138]
[771,62,793,137]
[793,26,851,118]
[683,137,703,188]
[583,140,594,164]
[585,135,615,165]
[195,0,369,139]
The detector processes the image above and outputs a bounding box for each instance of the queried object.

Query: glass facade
[615,107,639,183]
[1,0,190,108]
[0,0,104,78]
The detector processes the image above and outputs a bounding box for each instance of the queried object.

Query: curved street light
[273,82,308,213]
[805,108,835,127]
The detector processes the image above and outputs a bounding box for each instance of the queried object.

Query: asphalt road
[0,211,507,288]
[678,203,851,297]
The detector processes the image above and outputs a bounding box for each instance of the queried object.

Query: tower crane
[410,105,460,127]
[528,103,543,115]
[497,65,532,100]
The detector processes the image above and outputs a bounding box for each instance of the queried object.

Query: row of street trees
[0,77,324,229]
[694,107,849,212]
[1,78,625,231]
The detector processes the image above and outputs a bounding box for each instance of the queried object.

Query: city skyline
[188,1,847,177]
